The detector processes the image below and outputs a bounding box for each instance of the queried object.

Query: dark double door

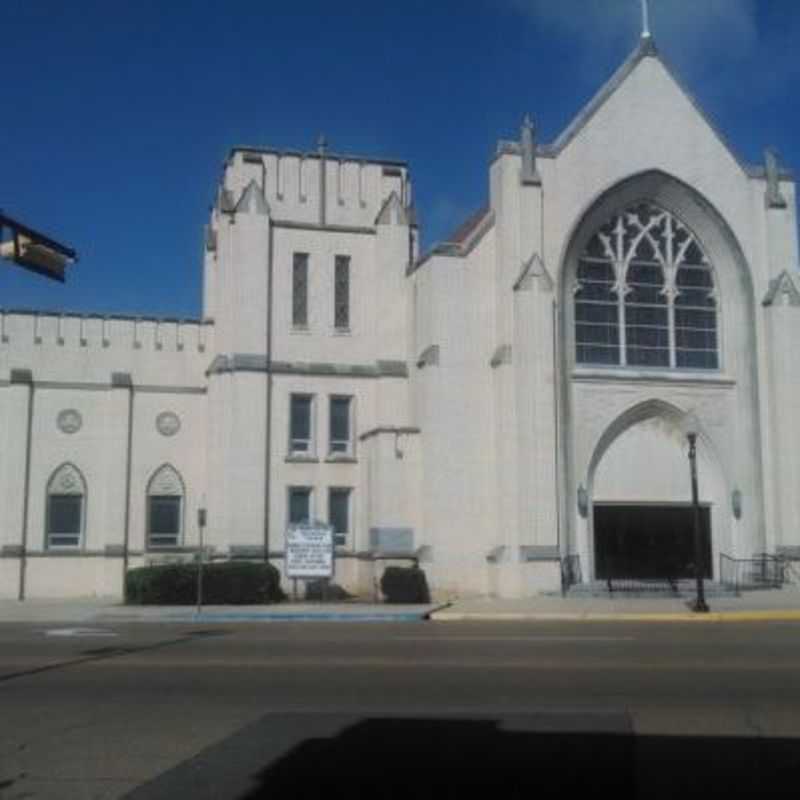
[594,503,712,581]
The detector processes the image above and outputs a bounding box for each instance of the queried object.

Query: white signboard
[286,523,334,578]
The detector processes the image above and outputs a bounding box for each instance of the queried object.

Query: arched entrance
[586,402,728,582]
[556,170,764,583]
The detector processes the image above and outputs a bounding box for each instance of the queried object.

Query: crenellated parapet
[212,146,413,231]
[0,311,214,387]
[0,310,212,353]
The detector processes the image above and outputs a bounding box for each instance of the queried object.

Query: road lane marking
[392,636,636,642]
[69,657,800,670]
[44,628,118,638]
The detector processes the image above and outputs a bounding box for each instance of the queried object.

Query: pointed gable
[375,191,410,226]
[763,270,800,307]
[513,252,553,292]
[235,179,270,216]
[544,37,748,179]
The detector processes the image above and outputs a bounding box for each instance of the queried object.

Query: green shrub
[125,561,285,605]
[304,579,352,601]
[380,565,430,604]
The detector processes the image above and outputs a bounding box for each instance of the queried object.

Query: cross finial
[641,0,651,39]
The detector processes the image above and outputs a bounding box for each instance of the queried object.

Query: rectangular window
[292,253,309,328]
[47,495,82,548]
[329,396,352,455]
[148,496,181,548]
[290,394,313,454]
[289,487,312,525]
[329,488,351,547]
[334,255,350,329]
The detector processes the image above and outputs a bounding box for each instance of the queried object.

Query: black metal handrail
[719,553,784,593]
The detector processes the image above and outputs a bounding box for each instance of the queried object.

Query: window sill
[285,455,320,463]
[332,327,352,336]
[290,326,311,335]
[325,455,357,463]
[572,366,735,386]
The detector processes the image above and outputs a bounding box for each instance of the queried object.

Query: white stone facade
[2,39,799,600]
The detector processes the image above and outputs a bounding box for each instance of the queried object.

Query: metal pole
[17,371,34,601]
[196,508,207,615]
[687,433,709,613]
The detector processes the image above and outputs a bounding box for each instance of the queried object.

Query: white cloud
[509,0,759,76]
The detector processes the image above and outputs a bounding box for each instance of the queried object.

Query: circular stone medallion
[57,409,83,434]
[156,411,181,437]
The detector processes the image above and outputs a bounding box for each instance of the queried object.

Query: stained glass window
[290,394,313,454]
[574,203,718,370]
[47,495,82,548]
[147,465,183,548]
[148,496,181,547]
[334,255,350,329]
[289,487,311,524]
[329,396,351,454]
[46,464,86,548]
[329,488,350,546]
[292,253,308,328]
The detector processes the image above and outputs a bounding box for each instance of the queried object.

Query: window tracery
[574,203,718,370]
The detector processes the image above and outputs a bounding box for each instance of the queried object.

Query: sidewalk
[3,588,800,624]
[0,599,440,624]
[432,587,800,622]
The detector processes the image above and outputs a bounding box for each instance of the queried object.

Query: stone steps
[567,580,740,599]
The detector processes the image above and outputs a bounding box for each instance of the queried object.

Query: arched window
[146,465,184,548]
[575,203,718,370]
[46,463,86,549]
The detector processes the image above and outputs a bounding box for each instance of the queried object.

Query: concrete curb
[87,603,451,624]
[0,601,449,625]
[430,609,800,623]
[144,611,431,623]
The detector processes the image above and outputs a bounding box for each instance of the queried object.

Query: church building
[2,33,799,600]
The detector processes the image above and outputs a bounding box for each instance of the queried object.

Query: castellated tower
[202,144,422,591]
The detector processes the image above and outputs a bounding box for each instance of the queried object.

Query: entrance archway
[556,169,764,581]
[586,402,728,582]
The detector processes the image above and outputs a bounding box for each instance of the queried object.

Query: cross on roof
[641,0,651,39]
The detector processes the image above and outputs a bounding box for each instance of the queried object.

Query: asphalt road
[1,620,800,799]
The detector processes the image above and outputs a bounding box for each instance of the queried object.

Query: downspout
[264,195,274,562]
[12,369,34,601]
[318,135,327,227]
[113,372,134,595]
[552,299,561,558]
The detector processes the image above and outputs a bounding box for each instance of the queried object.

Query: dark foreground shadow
[124,715,800,800]
[241,718,798,800]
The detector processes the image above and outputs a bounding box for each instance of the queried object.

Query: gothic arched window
[146,464,184,548]
[574,203,718,370]
[46,463,86,548]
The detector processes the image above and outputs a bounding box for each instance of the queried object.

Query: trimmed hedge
[305,580,352,602]
[380,565,431,604]
[125,561,285,605]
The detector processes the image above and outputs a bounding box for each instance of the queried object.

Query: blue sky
[2,0,798,318]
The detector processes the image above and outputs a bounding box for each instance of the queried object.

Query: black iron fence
[719,553,785,593]
[560,554,582,594]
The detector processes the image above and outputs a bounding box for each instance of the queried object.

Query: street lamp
[682,412,710,613]
[0,211,76,281]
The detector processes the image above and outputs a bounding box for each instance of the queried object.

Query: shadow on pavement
[124,715,800,799]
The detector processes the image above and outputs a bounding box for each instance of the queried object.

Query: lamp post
[683,413,709,613]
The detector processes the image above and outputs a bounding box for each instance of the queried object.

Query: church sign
[286,523,335,579]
